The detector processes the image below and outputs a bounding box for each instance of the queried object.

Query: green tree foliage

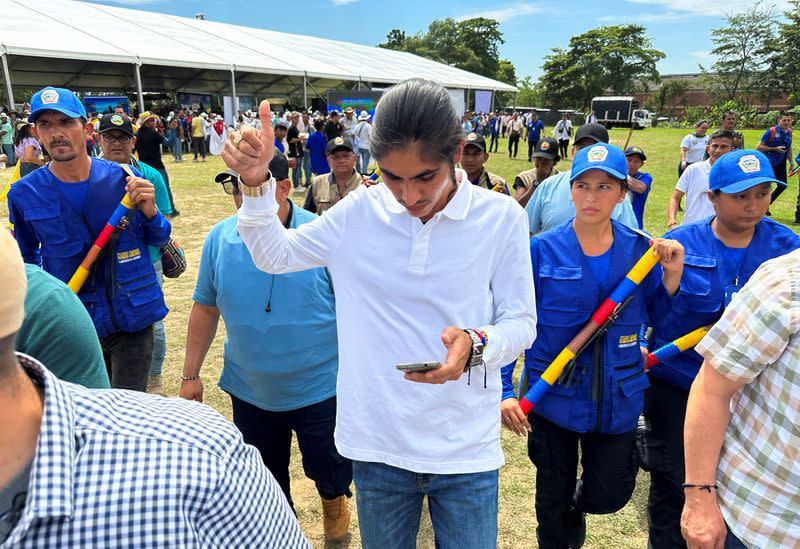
[766,0,800,104]
[537,25,664,109]
[516,76,543,107]
[702,1,777,103]
[378,18,512,82]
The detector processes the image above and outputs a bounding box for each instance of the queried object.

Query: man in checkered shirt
[681,248,800,548]
[0,228,309,548]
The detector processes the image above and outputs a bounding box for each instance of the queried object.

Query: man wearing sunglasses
[182,150,351,541]
[97,113,174,396]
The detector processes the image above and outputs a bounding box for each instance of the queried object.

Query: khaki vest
[515,168,559,191]
[311,170,362,214]
[474,170,507,193]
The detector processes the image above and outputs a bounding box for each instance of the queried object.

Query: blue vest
[526,220,654,434]
[650,217,800,391]
[7,159,170,337]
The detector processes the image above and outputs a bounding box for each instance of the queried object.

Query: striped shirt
[2,354,309,549]
[695,249,800,549]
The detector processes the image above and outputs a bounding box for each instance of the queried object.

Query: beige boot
[321,495,350,542]
[146,375,166,396]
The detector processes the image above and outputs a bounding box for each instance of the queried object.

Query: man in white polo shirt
[222,79,537,548]
[668,130,734,228]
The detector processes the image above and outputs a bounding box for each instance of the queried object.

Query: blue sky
[89,0,791,81]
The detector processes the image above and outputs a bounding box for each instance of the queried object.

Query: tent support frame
[230,68,238,115]
[134,62,145,114]
[2,53,15,111]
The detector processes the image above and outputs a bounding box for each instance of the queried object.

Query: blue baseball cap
[570,142,627,183]
[28,86,87,124]
[709,149,785,194]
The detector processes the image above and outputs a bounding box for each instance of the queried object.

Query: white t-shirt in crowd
[237,170,537,474]
[676,159,715,225]
[553,120,572,140]
[353,121,371,151]
[680,133,709,164]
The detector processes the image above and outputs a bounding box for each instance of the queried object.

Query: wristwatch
[463,329,487,372]
[237,173,273,197]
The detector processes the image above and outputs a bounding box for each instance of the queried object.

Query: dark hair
[370,78,463,165]
[13,124,33,147]
[709,129,735,143]
[695,119,708,128]
[314,119,324,131]
[779,110,793,119]
[722,111,736,120]
[570,172,628,193]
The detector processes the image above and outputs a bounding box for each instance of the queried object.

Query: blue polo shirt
[193,203,339,412]
[630,171,652,230]
[307,131,330,175]
[760,126,792,166]
[527,120,544,142]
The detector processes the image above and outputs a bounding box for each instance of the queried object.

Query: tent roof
[1,0,516,94]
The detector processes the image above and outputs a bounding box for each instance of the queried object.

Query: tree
[378,17,512,81]
[516,76,543,107]
[702,1,777,103]
[766,0,800,104]
[537,25,664,109]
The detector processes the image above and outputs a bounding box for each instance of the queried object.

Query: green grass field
[1,127,797,548]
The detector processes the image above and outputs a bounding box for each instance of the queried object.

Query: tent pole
[2,53,15,111]
[230,68,238,115]
[490,89,495,112]
[513,92,517,110]
[303,74,308,109]
[133,63,145,114]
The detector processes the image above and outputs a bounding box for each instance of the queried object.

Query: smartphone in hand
[396,362,441,373]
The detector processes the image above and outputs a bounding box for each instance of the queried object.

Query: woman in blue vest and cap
[642,149,800,549]
[501,142,685,549]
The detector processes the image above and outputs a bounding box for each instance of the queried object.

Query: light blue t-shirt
[193,205,339,412]
[134,160,172,262]
[525,170,639,234]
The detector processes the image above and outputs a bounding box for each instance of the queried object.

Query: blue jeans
[1,143,14,165]
[292,159,302,188]
[302,153,312,186]
[148,259,166,376]
[358,148,371,174]
[353,460,498,549]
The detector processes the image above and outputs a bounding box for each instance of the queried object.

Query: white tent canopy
[0,0,516,110]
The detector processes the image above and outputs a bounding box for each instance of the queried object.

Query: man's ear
[276,178,292,200]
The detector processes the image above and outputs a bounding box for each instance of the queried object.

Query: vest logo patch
[618,334,638,348]
[117,248,142,263]
[41,89,59,104]
[587,145,608,163]
[738,154,760,174]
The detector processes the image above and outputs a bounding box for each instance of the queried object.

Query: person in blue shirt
[307,119,331,176]
[273,118,287,153]
[641,149,800,549]
[489,112,500,152]
[526,111,545,162]
[757,111,796,220]
[525,123,639,235]
[7,86,170,393]
[180,150,352,542]
[501,143,685,549]
[624,146,652,230]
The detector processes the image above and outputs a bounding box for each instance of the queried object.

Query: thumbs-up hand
[222,100,275,187]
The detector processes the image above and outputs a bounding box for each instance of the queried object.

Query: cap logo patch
[334,137,344,145]
[738,154,760,173]
[41,89,59,104]
[110,115,124,126]
[633,147,642,153]
[587,145,608,163]
[540,141,550,150]
[467,132,477,140]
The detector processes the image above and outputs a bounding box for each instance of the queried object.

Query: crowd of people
[1,80,799,549]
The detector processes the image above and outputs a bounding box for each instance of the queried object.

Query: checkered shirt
[2,354,310,549]
[695,249,800,549]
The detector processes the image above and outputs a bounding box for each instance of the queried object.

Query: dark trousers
[99,325,154,392]
[528,139,539,161]
[558,139,570,159]
[768,162,799,219]
[230,395,352,509]
[489,132,499,152]
[642,378,690,549]
[529,414,638,549]
[192,136,206,159]
[508,133,520,157]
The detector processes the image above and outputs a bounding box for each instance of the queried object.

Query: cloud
[598,11,691,23]
[622,0,790,17]
[331,0,358,4]
[457,2,543,23]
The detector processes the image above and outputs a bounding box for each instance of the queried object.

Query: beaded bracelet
[180,375,201,381]
[681,483,718,492]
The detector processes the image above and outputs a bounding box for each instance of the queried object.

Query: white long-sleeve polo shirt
[237,170,536,474]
